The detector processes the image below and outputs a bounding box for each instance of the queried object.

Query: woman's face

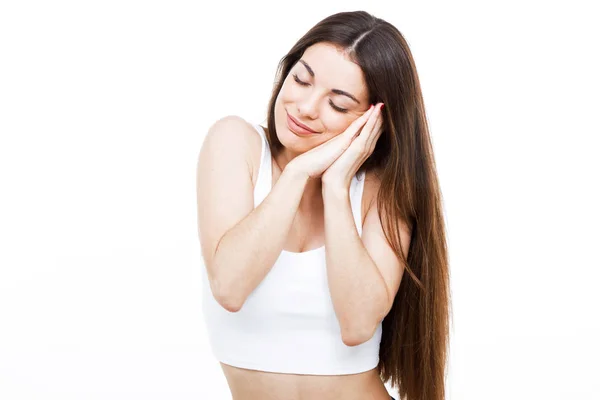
[275,42,370,152]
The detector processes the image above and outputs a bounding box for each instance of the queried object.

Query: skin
[273,42,372,214]
[218,43,392,400]
[220,135,391,400]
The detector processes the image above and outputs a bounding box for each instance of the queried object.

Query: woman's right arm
[196,116,309,312]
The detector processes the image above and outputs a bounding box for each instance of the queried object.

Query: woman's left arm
[322,186,387,346]
[323,185,408,347]
[321,102,409,347]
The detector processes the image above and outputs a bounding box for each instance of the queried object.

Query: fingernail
[380,103,384,110]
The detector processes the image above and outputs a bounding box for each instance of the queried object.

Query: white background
[1,1,598,399]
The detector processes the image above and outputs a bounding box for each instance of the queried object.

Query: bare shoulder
[204,115,259,150]
[203,115,263,185]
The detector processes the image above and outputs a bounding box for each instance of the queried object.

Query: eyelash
[292,74,349,113]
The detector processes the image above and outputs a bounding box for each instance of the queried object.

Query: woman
[196,10,451,400]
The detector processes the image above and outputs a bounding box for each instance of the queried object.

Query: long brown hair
[264,11,451,400]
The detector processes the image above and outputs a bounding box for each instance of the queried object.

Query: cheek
[324,118,354,137]
[317,126,345,143]
[280,81,301,102]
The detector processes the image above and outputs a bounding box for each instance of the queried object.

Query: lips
[287,113,318,134]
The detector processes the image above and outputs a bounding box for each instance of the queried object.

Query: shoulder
[204,115,263,184]
[205,115,259,144]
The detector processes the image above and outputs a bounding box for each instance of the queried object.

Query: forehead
[297,43,368,101]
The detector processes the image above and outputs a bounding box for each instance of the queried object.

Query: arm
[322,184,408,346]
[212,165,308,311]
[196,116,309,312]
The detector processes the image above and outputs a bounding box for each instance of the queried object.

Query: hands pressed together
[289,102,385,192]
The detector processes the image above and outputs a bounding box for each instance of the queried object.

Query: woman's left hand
[321,102,385,192]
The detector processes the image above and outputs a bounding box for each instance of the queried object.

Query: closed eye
[292,74,349,114]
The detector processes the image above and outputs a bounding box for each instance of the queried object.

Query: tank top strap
[250,124,272,208]
[350,169,366,237]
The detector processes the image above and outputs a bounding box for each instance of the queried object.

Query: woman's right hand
[286,105,375,179]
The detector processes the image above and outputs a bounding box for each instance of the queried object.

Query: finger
[344,104,376,137]
[361,108,384,153]
[358,104,382,142]
[369,111,384,139]
[367,118,384,152]
[348,107,377,143]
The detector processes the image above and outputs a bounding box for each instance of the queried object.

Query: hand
[286,104,378,180]
[321,102,384,191]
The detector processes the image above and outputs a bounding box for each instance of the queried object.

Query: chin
[277,122,306,150]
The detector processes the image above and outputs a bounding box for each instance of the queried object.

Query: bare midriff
[220,362,392,400]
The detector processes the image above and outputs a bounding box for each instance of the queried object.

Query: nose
[296,91,320,120]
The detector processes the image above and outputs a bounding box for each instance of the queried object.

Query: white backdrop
[1,1,598,399]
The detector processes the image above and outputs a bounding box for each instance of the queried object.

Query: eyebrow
[298,59,361,104]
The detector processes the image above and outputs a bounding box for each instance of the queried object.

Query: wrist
[322,182,350,200]
[283,161,310,185]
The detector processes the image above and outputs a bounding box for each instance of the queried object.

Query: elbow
[342,332,368,347]
[207,257,242,313]
[210,275,243,313]
[341,320,379,347]
[217,294,242,313]
[341,327,371,347]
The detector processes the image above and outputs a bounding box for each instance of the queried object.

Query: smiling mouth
[286,113,320,135]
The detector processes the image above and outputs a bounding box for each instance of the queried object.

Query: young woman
[197,10,451,400]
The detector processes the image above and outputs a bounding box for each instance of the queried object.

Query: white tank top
[201,123,383,375]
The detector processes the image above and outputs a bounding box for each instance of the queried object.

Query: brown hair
[264,10,452,400]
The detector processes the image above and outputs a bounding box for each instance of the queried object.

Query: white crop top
[200,122,383,375]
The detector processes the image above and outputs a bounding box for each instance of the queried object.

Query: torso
[218,121,390,400]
